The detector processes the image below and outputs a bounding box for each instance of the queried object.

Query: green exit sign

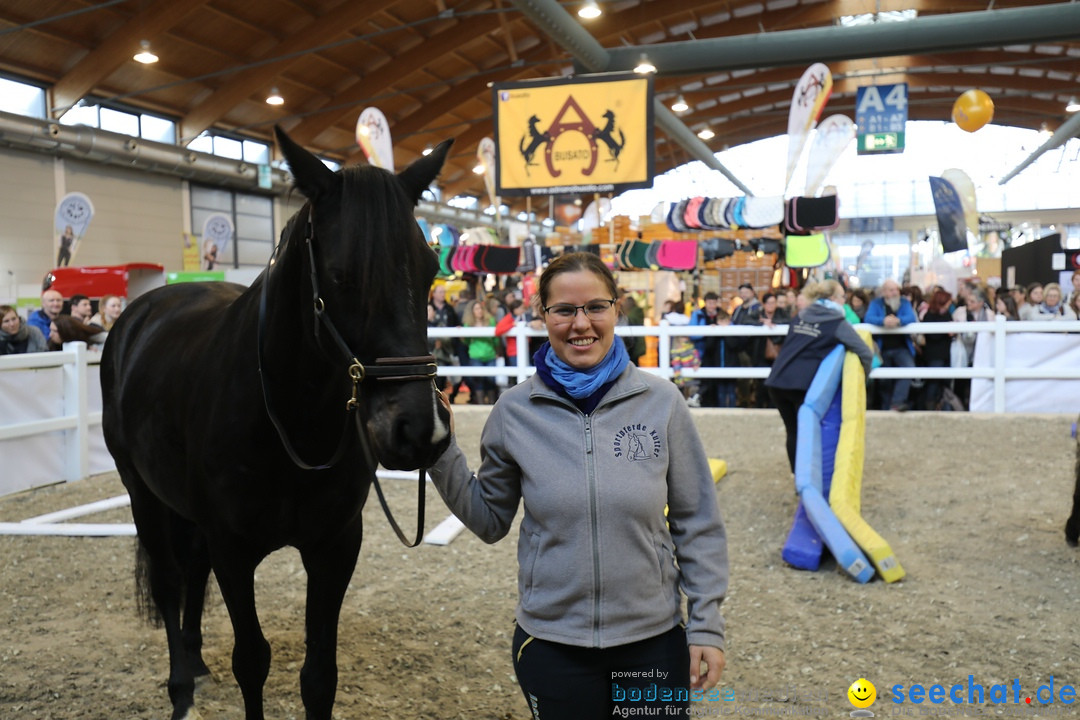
[858,131,905,155]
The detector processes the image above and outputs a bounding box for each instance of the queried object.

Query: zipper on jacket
[584,414,601,646]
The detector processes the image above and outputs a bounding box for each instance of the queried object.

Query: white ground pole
[0,471,465,544]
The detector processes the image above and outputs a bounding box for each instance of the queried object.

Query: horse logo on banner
[516,96,623,178]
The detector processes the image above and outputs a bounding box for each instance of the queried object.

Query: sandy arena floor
[1,409,1077,719]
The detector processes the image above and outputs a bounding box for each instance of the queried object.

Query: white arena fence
[2,318,1079,502]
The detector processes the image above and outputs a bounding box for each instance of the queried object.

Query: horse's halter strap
[256,206,436,547]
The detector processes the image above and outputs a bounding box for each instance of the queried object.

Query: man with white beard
[864,278,918,411]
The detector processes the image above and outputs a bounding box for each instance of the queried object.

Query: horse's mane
[339,164,426,315]
[276,164,427,330]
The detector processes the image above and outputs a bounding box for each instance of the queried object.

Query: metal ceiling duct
[597,4,1080,75]
[998,110,1080,185]
[510,0,754,195]
[0,111,291,193]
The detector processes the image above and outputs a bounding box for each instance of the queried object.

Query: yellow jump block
[829,339,905,583]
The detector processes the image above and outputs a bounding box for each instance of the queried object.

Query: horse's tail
[131,516,213,627]
[134,537,164,627]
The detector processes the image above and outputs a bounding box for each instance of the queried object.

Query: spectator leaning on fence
[28,289,63,339]
[1035,283,1077,320]
[864,278,918,412]
[1,305,48,355]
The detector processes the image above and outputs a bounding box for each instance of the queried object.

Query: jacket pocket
[653,532,677,591]
[521,532,540,606]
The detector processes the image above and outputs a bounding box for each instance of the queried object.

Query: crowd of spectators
[0,290,118,356]
[425,270,1080,410]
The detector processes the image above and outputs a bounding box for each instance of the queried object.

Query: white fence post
[62,341,89,482]
[993,315,1007,414]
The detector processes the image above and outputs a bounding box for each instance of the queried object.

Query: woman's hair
[0,304,17,320]
[536,252,619,313]
[803,279,841,302]
[1025,281,1043,301]
[1070,290,1080,315]
[97,294,120,330]
[996,294,1019,319]
[463,299,493,327]
[51,315,104,347]
[903,285,924,307]
[928,288,952,314]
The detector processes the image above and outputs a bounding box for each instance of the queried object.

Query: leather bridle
[256,207,439,547]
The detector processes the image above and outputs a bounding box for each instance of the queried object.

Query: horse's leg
[298,523,364,720]
[211,547,271,720]
[182,531,213,678]
[124,480,201,720]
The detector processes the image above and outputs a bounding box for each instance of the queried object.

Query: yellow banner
[493,74,654,196]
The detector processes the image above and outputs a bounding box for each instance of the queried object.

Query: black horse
[101,127,453,720]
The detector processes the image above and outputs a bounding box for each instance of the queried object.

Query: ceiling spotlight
[133,40,159,64]
[266,87,284,105]
[578,0,602,19]
[422,145,433,156]
[671,94,689,113]
[697,128,715,140]
[1067,97,1080,112]
[633,53,656,74]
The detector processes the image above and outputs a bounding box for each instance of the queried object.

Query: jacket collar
[529,363,649,411]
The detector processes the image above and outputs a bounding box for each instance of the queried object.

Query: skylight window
[839,9,917,27]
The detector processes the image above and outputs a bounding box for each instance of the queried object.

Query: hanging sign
[856,83,907,155]
[54,191,95,267]
[493,73,654,196]
[355,107,394,171]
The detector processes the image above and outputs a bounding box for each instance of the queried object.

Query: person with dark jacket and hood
[764,281,874,473]
[430,252,728,718]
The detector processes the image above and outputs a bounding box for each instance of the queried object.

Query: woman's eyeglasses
[542,299,616,322]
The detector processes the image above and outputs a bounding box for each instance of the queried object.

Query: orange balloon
[952,89,994,132]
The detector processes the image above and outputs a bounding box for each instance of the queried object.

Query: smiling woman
[428,251,729,718]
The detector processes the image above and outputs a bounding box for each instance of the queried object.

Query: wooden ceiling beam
[50,0,213,117]
[178,0,398,143]
[287,6,504,147]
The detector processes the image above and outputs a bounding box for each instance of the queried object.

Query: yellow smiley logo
[848,678,877,709]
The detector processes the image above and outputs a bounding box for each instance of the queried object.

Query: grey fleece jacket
[428,364,728,650]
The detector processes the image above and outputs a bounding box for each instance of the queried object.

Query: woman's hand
[689,645,725,691]
[437,389,455,436]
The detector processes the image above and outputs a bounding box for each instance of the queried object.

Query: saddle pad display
[617,239,635,270]
[656,240,698,270]
[741,195,785,229]
[438,246,456,276]
[683,197,705,229]
[785,233,830,268]
[478,245,521,274]
[701,237,735,261]
[644,240,662,269]
[793,195,839,231]
[628,239,652,269]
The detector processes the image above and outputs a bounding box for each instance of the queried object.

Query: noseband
[257,206,437,546]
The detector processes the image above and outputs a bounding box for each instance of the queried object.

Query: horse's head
[275,127,453,470]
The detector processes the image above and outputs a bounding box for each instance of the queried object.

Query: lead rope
[258,206,430,546]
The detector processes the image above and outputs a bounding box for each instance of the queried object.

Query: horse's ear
[275,126,336,200]
[397,139,454,205]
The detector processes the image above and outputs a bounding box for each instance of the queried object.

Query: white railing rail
[430,317,1080,398]
[3,319,1080,490]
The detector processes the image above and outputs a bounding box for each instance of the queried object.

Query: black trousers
[769,386,808,473]
[512,624,691,718]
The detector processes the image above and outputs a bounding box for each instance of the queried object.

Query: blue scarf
[540,339,629,399]
[816,298,844,315]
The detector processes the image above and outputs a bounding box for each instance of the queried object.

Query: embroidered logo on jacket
[613,423,661,461]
